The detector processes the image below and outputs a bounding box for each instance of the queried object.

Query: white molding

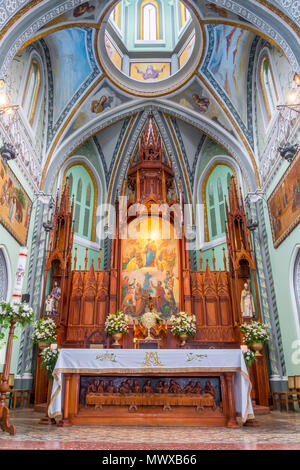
[0,245,12,302]
[290,244,300,341]
[73,236,100,251]
[200,237,226,251]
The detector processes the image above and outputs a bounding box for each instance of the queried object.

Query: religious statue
[119,379,132,394]
[48,281,61,316]
[155,380,164,394]
[193,382,204,395]
[240,282,255,318]
[87,380,98,394]
[204,381,215,397]
[131,380,141,394]
[45,294,54,316]
[162,381,170,393]
[169,379,181,394]
[142,380,153,394]
[105,380,116,393]
[183,381,195,394]
[97,380,104,393]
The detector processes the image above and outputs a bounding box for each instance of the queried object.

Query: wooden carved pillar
[109,194,120,314]
[58,374,72,427]
[224,372,239,428]
[0,321,16,435]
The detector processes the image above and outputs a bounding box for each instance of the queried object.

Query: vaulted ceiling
[1,0,299,202]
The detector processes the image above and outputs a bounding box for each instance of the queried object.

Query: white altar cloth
[49,348,253,422]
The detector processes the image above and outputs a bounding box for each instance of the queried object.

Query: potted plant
[170,312,196,346]
[239,321,269,356]
[32,317,59,350]
[105,311,129,346]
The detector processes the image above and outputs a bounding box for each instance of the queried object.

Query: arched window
[22,59,41,127]
[65,165,95,241]
[205,164,234,241]
[259,55,278,122]
[110,2,122,30]
[140,1,160,41]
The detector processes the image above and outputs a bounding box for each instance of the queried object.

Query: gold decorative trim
[0,0,44,40]
[62,161,99,243]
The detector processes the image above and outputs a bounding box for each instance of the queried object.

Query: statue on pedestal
[47,281,61,316]
[240,282,255,318]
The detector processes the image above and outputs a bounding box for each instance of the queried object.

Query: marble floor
[0,409,299,450]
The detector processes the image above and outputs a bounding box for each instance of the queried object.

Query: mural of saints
[121,218,179,319]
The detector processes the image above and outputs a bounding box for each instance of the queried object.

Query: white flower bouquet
[32,317,59,344]
[242,349,256,368]
[169,312,197,337]
[40,347,60,378]
[0,301,34,328]
[239,320,269,345]
[105,311,129,335]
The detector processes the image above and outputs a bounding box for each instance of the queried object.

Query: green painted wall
[263,160,300,375]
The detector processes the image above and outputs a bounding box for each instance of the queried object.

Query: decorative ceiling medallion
[96,1,204,97]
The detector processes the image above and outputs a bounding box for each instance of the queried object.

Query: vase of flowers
[105,311,129,346]
[239,321,269,356]
[170,312,196,346]
[32,317,59,350]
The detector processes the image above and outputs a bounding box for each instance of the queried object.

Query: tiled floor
[0,408,299,450]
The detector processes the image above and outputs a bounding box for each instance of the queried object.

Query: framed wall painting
[0,160,32,246]
[267,150,300,248]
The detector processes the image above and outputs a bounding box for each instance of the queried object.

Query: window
[65,165,95,241]
[22,59,41,127]
[259,55,278,122]
[179,1,190,30]
[205,164,234,241]
[293,250,300,334]
[140,1,160,41]
[110,3,122,30]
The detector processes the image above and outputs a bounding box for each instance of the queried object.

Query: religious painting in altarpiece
[121,216,179,319]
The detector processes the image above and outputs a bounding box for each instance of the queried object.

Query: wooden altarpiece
[35,112,270,411]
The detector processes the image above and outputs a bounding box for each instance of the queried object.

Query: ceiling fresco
[1,0,299,196]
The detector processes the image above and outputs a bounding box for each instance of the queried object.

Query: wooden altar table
[48,348,254,427]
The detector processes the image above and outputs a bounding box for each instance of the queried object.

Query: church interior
[0,0,300,452]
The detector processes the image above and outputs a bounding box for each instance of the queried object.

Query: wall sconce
[0,79,19,116]
[276,73,300,114]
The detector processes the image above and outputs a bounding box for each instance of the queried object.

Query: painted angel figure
[240,282,255,318]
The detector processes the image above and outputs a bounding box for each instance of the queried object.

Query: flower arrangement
[0,302,34,339]
[169,312,197,337]
[32,317,59,344]
[105,311,129,335]
[40,346,60,378]
[242,349,256,368]
[239,321,270,345]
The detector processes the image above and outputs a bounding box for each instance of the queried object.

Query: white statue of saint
[240,282,255,318]
[45,294,54,315]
